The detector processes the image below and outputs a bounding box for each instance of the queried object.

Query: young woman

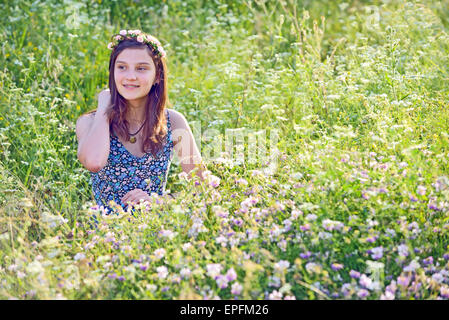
[76,30,204,212]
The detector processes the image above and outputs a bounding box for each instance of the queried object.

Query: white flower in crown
[145,34,161,46]
[108,30,166,57]
[158,46,166,58]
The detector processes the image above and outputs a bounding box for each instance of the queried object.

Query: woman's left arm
[169,109,206,180]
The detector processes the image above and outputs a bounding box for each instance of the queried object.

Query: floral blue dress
[90,110,174,213]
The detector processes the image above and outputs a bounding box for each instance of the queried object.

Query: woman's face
[114,47,157,105]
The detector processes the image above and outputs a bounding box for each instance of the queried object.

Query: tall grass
[1,0,449,299]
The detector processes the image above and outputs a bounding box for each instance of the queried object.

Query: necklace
[128,121,146,144]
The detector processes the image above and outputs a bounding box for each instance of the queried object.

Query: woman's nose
[125,71,137,80]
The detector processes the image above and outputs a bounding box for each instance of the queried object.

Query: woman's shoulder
[167,108,189,131]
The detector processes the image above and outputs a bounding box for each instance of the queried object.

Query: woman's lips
[123,84,140,90]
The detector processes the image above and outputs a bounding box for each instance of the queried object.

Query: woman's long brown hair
[85,36,169,157]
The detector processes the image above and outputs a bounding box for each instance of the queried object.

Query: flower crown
[107,29,166,58]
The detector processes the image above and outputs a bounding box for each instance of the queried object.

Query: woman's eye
[117,66,146,71]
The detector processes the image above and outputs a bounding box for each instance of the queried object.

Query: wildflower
[283,219,292,232]
[246,229,258,241]
[139,264,148,271]
[397,244,409,257]
[180,268,191,279]
[359,274,373,290]
[300,251,312,259]
[206,263,223,279]
[357,289,369,298]
[305,262,322,274]
[233,218,243,227]
[104,232,115,243]
[366,236,377,243]
[153,248,166,260]
[341,283,353,297]
[159,229,177,240]
[6,264,17,273]
[274,260,290,274]
[322,219,344,232]
[226,268,237,282]
[284,295,296,300]
[236,178,248,185]
[136,35,144,43]
[385,228,396,238]
[403,259,420,272]
[422,256,433,266]
[432,273,444,284]
[171,275,181,284]
[216,275,229,289]
[268,290,283,300]
[216,235,227,247]
[178,172,189,180]
[138,223,148,231]
[331,263,343,271]
[118,276,125,281]
[251,169,263,177]
[385,280,397,294]
[213,206,228,218]
[182,242,192,252]
[119,30,127,36]
[208,175,220,188]
[417,185,426,196]
[277,239,287,252]
[398,161,408,168]
[305,214,317,221]
[291,209,303,219]
[300,224,310,231]
[231,282,243,295]
[146,284,157,292]
[370,246,383,260]
[397,275,410,287]
[349,270,361,279]
[269,224,283,239]
[268,276,281,288]
[440,286,449,298]
[378,187,388,194]
[26,261,43,274]
[161,286,170,292]
[428,202,439,211]
[380,291,395,300]
[157,266,169,279]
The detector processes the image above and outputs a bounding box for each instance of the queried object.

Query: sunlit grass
[0,0,449,300]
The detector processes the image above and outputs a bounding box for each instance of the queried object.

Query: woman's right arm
[76,89,112,173]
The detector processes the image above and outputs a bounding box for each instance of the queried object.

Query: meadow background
[1,0,449,300]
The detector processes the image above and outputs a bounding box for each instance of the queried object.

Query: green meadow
[1,0,449,299]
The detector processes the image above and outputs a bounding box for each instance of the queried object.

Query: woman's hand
[97,89,112,115]
[121,188,151,206]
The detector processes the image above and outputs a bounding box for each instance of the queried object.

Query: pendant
[129,136,136,143]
